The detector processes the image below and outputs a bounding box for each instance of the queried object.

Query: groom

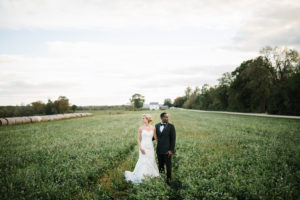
[153,112,176,185]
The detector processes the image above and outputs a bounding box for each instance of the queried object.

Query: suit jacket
[153,122,176,154]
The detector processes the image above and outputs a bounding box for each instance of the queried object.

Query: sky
[0,0,299,106]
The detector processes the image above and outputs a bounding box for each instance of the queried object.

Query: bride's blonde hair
[142,114,152,123]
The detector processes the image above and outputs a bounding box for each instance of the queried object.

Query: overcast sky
[0,0,299,106]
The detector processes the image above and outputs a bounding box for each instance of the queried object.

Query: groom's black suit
[153,122,176,181]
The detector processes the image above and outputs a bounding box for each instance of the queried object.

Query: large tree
[260,46,300,115]
[173,96,186,107]
[54,96,70,114]
[163,98,173,107]
[183,86,201,109]
[31,101,46,114]
[130,93,145,109]
[228,56,274,112]
[260,46,299,81]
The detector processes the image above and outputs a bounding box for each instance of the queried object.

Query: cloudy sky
[0,0,299,106]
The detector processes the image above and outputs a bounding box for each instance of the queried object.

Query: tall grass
[0,109,299,199]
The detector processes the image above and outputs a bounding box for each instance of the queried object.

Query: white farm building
[149,102,160,110]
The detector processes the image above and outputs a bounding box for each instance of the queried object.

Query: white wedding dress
[124,129,160,184]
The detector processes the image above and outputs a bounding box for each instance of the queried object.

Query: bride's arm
[153,127,158,142]
[137,128,145,154]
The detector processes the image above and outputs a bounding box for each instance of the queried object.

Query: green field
[0,109,299,199]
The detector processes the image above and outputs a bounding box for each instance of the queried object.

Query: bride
[124,114,160,184]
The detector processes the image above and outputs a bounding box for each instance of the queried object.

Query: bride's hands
[140,148,146,154]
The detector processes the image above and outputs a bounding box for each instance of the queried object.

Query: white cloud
[0,40,248,105]
[229,0,300,51]
[0,0,257,30]
[1,0,300,105]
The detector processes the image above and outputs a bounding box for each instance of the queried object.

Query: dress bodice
[141,129,154,147]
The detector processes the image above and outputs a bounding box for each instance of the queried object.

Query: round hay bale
[46,116,53,121]
[56,115,62,120]
[40,116,49,122]
[30,116,42,123]
[23,117,31,124]
[46,115,52,121]
[49,115,56,121]
[58,114,66,119]
[14,117,24,124]
[53,115,60,120]
[63,114,71,119]
[50,115,58,120]
[6,118,16,125]
[0,118,8,126]
[56,114,64,120]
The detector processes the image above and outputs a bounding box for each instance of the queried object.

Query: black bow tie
[161,123,167,126]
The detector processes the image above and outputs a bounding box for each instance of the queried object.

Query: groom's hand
[167,150,173,158]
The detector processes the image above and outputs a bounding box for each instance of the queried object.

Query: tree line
[169,46,300,116]
[0,96,77,118]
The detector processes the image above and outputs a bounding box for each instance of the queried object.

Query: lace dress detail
[124,129,160,184]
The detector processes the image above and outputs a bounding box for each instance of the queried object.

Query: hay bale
[0,113,91,126]
[22,117,31,124]
[6,118,16,125]
[54,115,62,120]
[46,116,53,121]
[74,113,80,117]
[0,118,8,126]
[50,115,58,120]
[40,116,50,122]
[14,117,24,124]
[58,114,66,119]
[30,116,42,123]
[49,116,55,121]
[63,114,71,119]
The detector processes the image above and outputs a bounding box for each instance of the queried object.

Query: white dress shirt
[160,123,166,132]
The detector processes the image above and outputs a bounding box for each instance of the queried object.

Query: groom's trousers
[157,153,171,180]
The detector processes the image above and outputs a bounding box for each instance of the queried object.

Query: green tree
[71,104,77,112]
[199,84,213,110]
[31,101,46,114]
[228,56,275,112]
[46,99,56,115]
[130,93,145,109]
[185,86,192,99]
[260,46,300,115]
[260,46,299,81]
[163,98,173,107]
[54,96,70,114]
[183,86,201,109]
[173,96,186,107]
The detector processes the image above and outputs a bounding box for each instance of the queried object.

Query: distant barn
[149,102,159,110]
